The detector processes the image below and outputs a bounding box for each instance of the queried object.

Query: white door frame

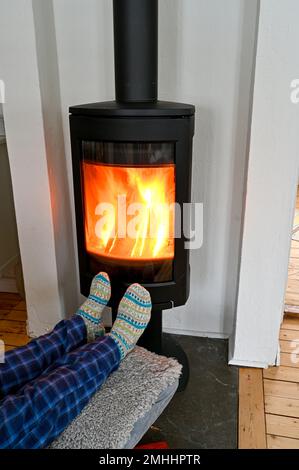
[229,0,299,368]
[0,0,65,336]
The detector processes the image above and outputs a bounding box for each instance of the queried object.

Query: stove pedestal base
[161,333,189,392]
[137,308,189,392]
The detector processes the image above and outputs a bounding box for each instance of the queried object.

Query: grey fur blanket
[49,346,182,449]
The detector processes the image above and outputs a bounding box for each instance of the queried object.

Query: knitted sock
[108,283,151,360]
[76,272,111,342]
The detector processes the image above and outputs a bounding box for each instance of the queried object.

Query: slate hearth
[151,335,238,449]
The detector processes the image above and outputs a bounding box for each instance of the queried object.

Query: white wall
[160,0,259,337]
[0,0,259,338]
[32,0,79,317]
[230,0,299,367]
[53,0,258,337]
[53,0,115,311]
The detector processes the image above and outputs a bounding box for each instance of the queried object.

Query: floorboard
[267,434,299,449]
[280,352,299,368]
[0,292,28,349]
[263,366,299,382]
[238,368,266,449]
[265,395,299,418]
[266,414,299,440]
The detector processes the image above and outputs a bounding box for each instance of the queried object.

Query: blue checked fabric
[0,334,120,448]
[0,316,86,398]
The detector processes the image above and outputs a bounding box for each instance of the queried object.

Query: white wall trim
[230,0,299,367]
[228,334,277,368]
[0,0,64,336]
[228,358,270,369]
[163,327,229,339]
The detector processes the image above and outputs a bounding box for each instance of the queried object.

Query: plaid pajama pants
[0,316,120,449]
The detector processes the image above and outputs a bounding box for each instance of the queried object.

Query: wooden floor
[285,188,299,311]
[239,189,299,449]
[0,292,29,351]
[239,313,299,448]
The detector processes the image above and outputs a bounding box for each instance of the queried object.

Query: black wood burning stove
[69,0,195,388]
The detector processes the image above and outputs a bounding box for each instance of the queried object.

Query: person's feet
[76,272,111,341]
[108,283,151,359]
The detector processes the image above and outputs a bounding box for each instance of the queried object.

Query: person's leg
[76,272,111,341]
[0,272,111,398]
[108,283,152,359]
[0,283,151,449]
[0,316,85,399]
[0,335,120,449]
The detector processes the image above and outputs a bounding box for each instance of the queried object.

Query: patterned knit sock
[76,272,111,342]
[108,283,151,360]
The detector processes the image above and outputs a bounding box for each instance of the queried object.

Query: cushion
[49,346,181,449]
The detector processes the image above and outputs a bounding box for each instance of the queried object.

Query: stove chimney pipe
[113,0,158,103]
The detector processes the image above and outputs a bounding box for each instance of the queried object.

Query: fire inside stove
[82,162,175,261]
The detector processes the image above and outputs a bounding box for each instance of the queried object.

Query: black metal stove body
[69,1,195,370]
[70,103,194,306]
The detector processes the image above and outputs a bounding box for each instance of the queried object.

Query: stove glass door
[81,141,175,282]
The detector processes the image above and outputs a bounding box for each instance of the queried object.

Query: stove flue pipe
[113,0,158,103]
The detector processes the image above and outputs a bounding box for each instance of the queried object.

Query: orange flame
[82,162,175,260]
